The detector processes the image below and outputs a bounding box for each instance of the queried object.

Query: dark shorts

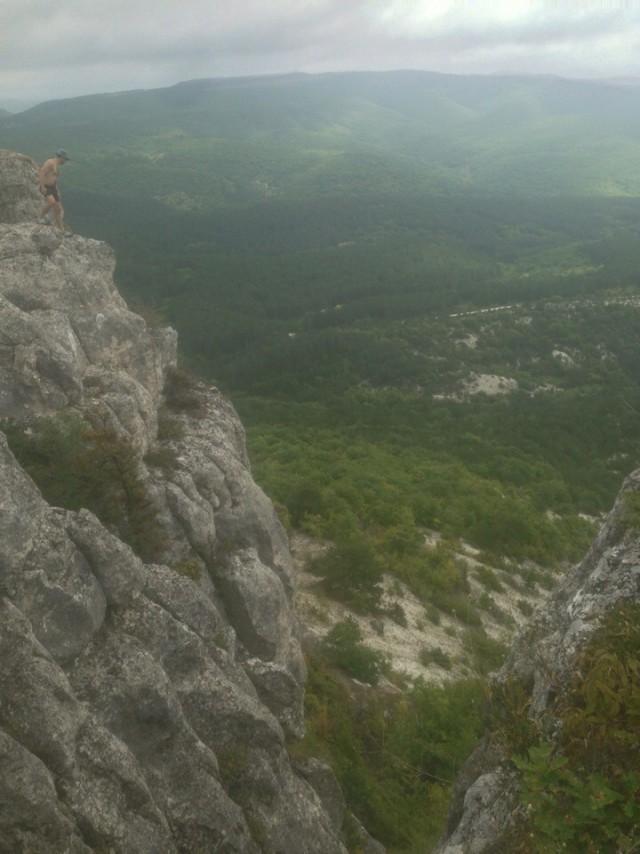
[44,184,60,202]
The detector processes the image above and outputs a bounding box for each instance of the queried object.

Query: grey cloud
[2,0,369,69]
[2,0,640,107]
[423,9,629,53]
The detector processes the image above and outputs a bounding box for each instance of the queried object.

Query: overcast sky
[2,1,640,111]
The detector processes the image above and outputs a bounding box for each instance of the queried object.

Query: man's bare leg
[38,198,52,221]
[52,200,65,231]
[38,197,64,230]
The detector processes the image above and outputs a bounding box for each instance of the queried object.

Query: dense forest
[4,70,640,851]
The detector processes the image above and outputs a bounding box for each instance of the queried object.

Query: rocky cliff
[0,149,357,853]
[436,469,640,852]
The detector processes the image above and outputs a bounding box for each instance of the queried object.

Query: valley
[3,69,640,851]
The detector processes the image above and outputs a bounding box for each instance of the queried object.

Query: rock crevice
[436,470,640,853]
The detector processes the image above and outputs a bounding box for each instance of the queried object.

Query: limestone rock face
[0,149,41,223]
[0,214,173,433]
[0,150,352,853]
[436,472,640,853]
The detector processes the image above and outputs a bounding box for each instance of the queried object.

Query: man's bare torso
[40,158,60,188]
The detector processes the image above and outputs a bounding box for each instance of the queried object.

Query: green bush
[173,555,203,582]
[419,646,453,671]
[423,544,470,596]
[157,413,186,440]
[309,535,384,612]
[383,601,407,627]
[477,593,510,626]
[321,617,387,685]
[514,743,640,853]
[291,654,484,852]
[287,480,328,528]
[431,592,482,627]
[144,445,179,470]
[423,603,442,625]
[474,565,504,593]
[162,365,205,415]
[517,599,534,617]
[463,627,508,675]
[512,603,640,852]
[620,489,640,534]
[2,413,167,563]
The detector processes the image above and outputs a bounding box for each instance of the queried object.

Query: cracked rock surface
[0,149,353,853]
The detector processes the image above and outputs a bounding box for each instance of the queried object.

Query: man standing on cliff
[37,149,70,232]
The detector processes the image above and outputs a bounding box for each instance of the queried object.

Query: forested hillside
[4,70,640,851]
[4,66,640,649]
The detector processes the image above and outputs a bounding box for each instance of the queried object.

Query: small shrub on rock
[513,603,640,852]
[163,365,206,415]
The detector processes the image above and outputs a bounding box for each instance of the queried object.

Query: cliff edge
[0,149,355,853]
[436,471,640,851]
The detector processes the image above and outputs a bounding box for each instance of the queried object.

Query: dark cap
[56,148,70,160]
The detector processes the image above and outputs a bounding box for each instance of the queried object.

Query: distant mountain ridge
[3,69,640,198]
